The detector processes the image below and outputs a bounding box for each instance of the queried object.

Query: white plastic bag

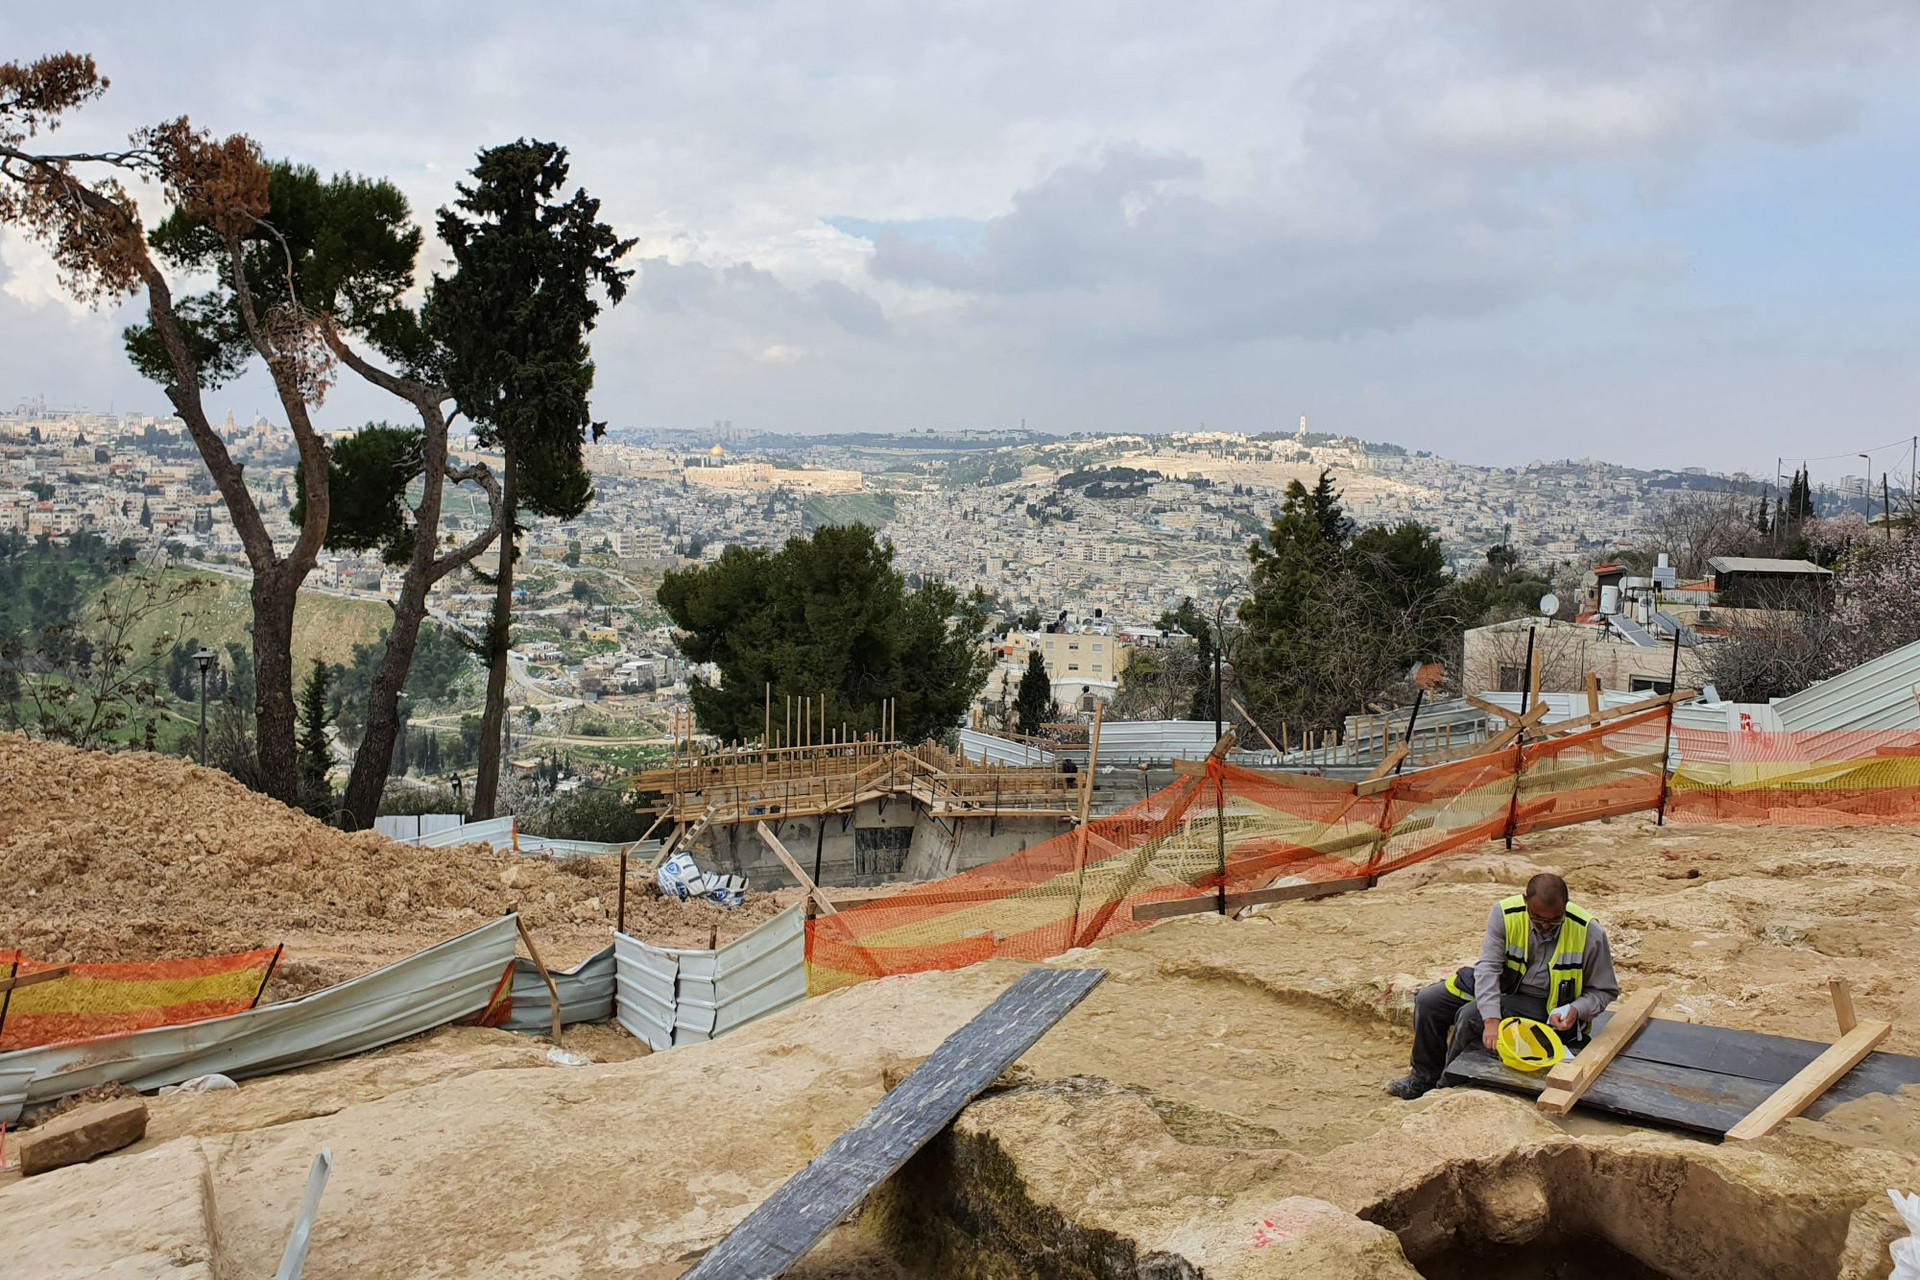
[159,1073,238,1095]
[1889,1188,1920,1279]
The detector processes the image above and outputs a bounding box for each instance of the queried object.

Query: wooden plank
[1230,697,1282,755]
[1446,1047,1766,1136]
[756,821,838,915]
[1450,1019,1920,1135]
[0,965,71,996]
[515,918,566,1048]
[1363,744,1409,782]
[1535,987,1660,1115]
[1585,672,1601,719]
[1172,759,1355,791]
[1131,875,1370,922]
[1480,701,1550,754]
[1724,1020,1891,1142]
[1830,977,1856,1034]
[1465,694,1517,722]
[683,967,1105,1280]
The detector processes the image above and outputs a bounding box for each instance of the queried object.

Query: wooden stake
[514,917,565,1048]
[1535,987,1660,1115]
[1585,672,1601,719]
[1725,1020,1890,1142]
[1829,977,1857,1034]
[756,820,837,915]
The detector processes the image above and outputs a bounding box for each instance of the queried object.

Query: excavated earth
[7,806,1920,1277]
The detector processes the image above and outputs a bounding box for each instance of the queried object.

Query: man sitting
[1386,872,1619,1100]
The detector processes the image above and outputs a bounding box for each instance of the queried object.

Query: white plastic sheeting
[501,944,617,1034]
[612,904,806,1051]
[0,916,518,1107]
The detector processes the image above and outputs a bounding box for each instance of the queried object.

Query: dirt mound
[0,736,785,983]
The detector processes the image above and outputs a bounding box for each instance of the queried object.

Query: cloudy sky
[5,1,1918,471]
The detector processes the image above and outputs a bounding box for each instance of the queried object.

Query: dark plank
[1446,1030,1920,1136]
[1444,1048,1768,1135]
[682,967,1106,1280]
[1594,1014,1920,1109]
[1130,876,1369,922]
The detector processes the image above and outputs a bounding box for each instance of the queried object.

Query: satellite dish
[1539,593,1560,617]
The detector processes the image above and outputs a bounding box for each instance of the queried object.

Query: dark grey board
[682,966,1106,1280]
[1444,1016,1920,1135]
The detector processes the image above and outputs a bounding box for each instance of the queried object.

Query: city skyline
[5,2,1918,472]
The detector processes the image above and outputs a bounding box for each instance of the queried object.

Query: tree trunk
[471,455,518,819]
[339,583,433,828]
[250,568,301,805]
[338,407,454,830]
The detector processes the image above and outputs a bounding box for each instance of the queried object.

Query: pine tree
[138,497,152,531]
[1015,650,1057,736]
[296,659,335,820]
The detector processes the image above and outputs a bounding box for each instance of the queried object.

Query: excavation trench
[1359,1145,1853,1280]
[803,1095,1869,1280]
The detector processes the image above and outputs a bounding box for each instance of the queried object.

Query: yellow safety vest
[1500,894,1590,1012]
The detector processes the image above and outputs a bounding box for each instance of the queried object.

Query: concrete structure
[683,460,862,493]
[1463,616,1710,696]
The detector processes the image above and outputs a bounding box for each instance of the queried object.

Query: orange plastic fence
[807,708,1675,992]
[1667,726,1920,826]
[0,945,281,1051]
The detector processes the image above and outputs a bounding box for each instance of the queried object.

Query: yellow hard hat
[1496,1017,1565,1072]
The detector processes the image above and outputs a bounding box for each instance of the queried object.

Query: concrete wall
[692,773,1151,889]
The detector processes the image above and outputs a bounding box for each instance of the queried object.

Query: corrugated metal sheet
[958,728,1053,766]
[407,816,516,849]
[1479,690,1650,723]
[674,906,806,1043]
[612,935,678,1050]
[1771,638,1920,736]
[0,917,518,1106]
[501,944,616,1033]
[0,1065,32,1125]
[612,905,806,1051]
[1086,720,1219,762]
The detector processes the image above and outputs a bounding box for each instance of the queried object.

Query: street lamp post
[192,648,216,766]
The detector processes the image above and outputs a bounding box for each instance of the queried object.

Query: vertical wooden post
[1504,626,1537,851]
[1656,627,1683,825]
[616,843,629,934]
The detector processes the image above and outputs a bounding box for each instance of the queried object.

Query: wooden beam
[1132,875,1369,922]
[1829,977,1857,1034]
[1585,672,1601,719]
[514,917,565,1048]
[1535,987,1660,1115]
[1230,697,1282,755]
[1724,1019,1891,1142]
[1465,694,1517,722]
[756,820,838,915]
[0,965,71,996]
[1481,701,1551,754]
[1363,744,1410,782]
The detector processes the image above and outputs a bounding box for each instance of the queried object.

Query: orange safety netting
[0,945,282,1051]
[806,707,1674,993]
[1667,726,1920,826]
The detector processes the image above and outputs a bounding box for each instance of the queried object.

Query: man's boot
[1384,1072,1435,1100]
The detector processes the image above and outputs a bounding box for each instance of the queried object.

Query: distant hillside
[802,492,899,531]
[125,568,394,673]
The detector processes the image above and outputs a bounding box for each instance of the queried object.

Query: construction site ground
[10,800,1920,1278]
